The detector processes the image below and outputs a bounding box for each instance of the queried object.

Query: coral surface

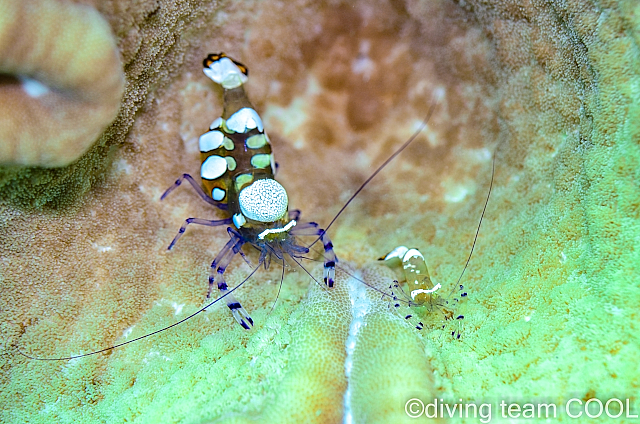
[0,0,124,167]
[2,0,640,423]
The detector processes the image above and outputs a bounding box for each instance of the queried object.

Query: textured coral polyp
[0,0,124,167]
[344,266,435,424]
[259,269,352,423]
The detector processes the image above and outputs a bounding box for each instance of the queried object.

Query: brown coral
[0,0,220,208]
[0,0,124,167]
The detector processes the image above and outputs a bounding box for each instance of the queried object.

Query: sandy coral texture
[1,0,640,423]
[0,0,124,167]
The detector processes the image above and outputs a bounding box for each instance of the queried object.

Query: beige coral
[0,0,124,167]
[0,0,219,207]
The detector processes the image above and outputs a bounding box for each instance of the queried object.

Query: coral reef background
[1,0,639,423]
[0,0,124,168]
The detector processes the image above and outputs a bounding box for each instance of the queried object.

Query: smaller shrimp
[379,246,465,334]
[380,246,443,306]
[378,143,498,337]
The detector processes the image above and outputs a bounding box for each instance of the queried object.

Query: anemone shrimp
[16,52,496,361]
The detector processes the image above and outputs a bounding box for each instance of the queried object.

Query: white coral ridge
[239,179,288,223]
[203,57,248,89]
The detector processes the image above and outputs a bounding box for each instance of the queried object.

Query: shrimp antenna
[318,92,441,239]
[447,140,500,298]
[289,254,328,291]
[15,263,262,361]
[266,257,287,316]
[299,252,414,306]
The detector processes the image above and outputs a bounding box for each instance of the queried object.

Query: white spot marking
[227,108,264,133]
[257,220,296,240]
[404,249,425,262]
[212,188,226,201]
[201,155,228,180]
[239,179,288,222]
[203,57,247,89]
[209,117,223,130]
[199,130,225,152]
[411,283,441,301]
[233,213,246,228]
[559,252,567,264]
[383,246,409,261]
[121,326,135,338]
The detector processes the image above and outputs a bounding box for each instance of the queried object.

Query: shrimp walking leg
[208,229,253,329]
[167,217,233,250]
[161,173,227,210]
[291,222,337,287]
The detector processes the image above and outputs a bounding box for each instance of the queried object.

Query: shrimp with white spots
[378,145,498,338]
[160,53,337,330]
[15,52,491,361]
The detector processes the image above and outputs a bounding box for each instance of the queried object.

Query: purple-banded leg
[161,173,227,210]
[229,228,252,267]
[208,229,253,329]
[289,209,301,221]
[386,283,425,331]
[290,222,337,288]
[167,217,232,250]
